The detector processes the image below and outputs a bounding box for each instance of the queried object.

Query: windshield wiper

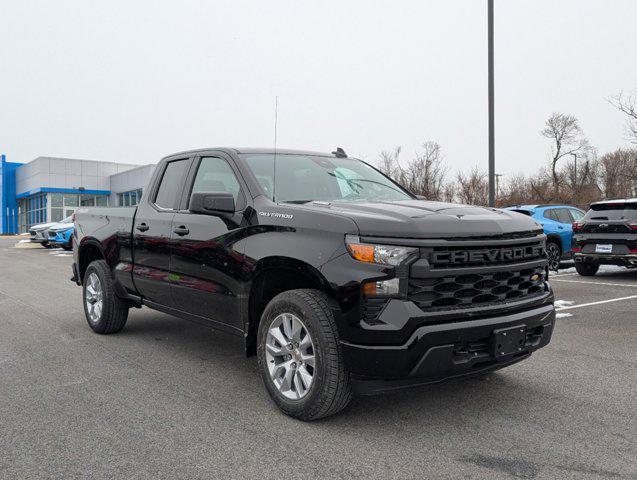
[280,200,314,204]
[328,171,406,196]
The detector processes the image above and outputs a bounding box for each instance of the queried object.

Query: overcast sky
[1,0,636,177]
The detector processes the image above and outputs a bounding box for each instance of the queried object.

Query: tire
[546,241,562,272]
[575,262,599,276]
[63,237,73,251]
[257,289,352,421]
[42,242,52,249]
[82,260,129,334]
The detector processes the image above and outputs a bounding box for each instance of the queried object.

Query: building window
[118,189,143,207]
[19,193,47,232]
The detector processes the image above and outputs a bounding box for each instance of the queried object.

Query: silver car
[29,216,73,248]
[29,222,56,247]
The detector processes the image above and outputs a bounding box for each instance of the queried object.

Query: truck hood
[298,200,541,238]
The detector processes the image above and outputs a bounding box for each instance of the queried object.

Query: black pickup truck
[72,147,555,420]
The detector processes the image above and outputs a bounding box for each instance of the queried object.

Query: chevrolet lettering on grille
[432,245,545,265]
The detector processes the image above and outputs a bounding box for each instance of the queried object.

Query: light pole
[495,173,504,202]
[488,0,495,207]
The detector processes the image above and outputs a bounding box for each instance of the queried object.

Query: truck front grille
[408,266,546,311]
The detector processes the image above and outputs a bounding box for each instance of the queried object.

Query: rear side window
[554,208,572,224]
[154,159,190,209]
[568,209,585,221]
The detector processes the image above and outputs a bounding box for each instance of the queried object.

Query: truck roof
[163,147,348,160]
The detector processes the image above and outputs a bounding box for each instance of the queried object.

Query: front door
[132,157,192,307]
[169,155,249,332]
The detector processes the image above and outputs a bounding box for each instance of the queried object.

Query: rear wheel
[546,241,561,271]
[575,262,599,276]
[257,289,352,421]
[83,260,129,333]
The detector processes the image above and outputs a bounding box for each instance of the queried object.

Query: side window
[191,157,246,210]
[555,208,572,224]
[154,159,190,209]
[569,209,584,221]
[543,209,557,221]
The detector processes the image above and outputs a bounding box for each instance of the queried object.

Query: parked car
[504,204,585,270]
[73,147,555,420]
[572,199,637,276]
[48,218,75,251]
[29,222,56,247]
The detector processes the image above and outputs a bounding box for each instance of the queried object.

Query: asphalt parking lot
[0,237,635,480]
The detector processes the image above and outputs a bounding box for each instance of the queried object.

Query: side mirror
[416,195,426,200]
[189,191,235,215]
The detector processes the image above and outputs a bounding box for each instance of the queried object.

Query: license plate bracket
[491,325,526,357]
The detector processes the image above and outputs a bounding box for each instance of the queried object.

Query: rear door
[553,208,575,253]
[132,157,192,307]
[168,154,249,332]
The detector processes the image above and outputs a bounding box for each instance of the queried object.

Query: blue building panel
[0,154,24,234]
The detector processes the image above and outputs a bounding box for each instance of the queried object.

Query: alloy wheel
[85,272,104,323]
[265,313,315,400]
[547,243,561,271]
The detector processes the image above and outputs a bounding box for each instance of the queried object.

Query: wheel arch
[245,256,336,357]
[545,233,562,250]
[78,238,106,284]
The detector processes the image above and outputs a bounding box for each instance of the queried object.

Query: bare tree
[379,147,401,177]
[598,148,637,198]
[378,142,448,200]
[541,113,588,194]
[610,91,637,144]
[456,166,489,206]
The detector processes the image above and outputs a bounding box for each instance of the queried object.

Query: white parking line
[552,272,579,277]
[551,279,637,288]
[556,295,637,311]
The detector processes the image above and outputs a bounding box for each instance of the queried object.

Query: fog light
[363,278,400,296]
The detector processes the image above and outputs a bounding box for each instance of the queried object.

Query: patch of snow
[556,312,573,319]
[554,300,575,309]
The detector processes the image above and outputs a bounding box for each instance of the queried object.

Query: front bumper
[341,302,555,394]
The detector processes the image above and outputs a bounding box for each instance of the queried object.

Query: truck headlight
[346,236,417,266]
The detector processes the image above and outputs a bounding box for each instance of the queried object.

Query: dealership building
[0,154,155,234]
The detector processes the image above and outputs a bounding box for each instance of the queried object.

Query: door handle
[136,223,149,232]
[173,226,190,236]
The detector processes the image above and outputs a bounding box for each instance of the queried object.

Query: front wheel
[575,262,599,276]
[257,289,352,421]
[83,260,129,334]
[63,237,73,251]
[546,241,561,271]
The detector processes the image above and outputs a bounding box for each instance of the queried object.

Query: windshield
[241,154,414,203]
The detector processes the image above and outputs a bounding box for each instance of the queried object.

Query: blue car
[505,204,585,271]
[48,223,75,251]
